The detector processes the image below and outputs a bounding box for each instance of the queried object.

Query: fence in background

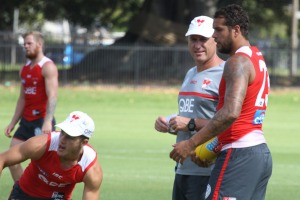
[0,41,299,87]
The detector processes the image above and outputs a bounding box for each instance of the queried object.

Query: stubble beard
[25,48,39,60]
[217,36,233,55]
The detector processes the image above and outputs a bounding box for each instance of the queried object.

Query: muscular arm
[82,161,103,200]
[190,55,252,147]
[42,62,58,133]
[0,134,47,176]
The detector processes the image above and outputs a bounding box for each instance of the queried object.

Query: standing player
[170,4,272,200]
[0,111,103,200]
[155,16,224,200]
[4,31,58,182]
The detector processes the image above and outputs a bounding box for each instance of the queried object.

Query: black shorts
[172,174,209,200]
[9,182,52,200]
[13,117,56,141]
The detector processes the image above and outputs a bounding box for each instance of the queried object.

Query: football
[195,137,220,162]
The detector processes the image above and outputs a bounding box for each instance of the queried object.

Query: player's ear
[82,138,89,145]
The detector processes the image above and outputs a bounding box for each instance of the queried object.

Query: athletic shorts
[9,182,52,200]
[172,174,210,200]
[205,143,272,200]
[13,117,56,141]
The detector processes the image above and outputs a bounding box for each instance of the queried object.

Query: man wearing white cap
[155,16,224,200]
[0,111,103,200]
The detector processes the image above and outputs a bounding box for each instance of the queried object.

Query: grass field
[0,85,299,200]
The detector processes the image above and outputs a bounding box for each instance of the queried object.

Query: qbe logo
[179,98,194,113]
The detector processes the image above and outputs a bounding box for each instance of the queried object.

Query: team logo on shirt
[202,78,212,89]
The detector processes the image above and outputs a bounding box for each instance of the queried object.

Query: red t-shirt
[217,46,269,145]
[21,57,52,121]
[19,132,97,199]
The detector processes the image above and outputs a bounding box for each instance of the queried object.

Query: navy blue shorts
[9,182,52,200]
[13,117,56,141]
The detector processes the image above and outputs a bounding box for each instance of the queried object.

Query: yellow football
[195,137,220,162]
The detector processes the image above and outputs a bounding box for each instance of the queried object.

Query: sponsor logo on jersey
[32,109,40,116]
[38,173,70,187]
[51,192,65,199]
[24,86,37,95]
[190,80,197,84]
[52,172,63,179]
[252,110,266,124]
[179,98,194,113]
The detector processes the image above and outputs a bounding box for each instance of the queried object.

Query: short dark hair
[214,4,249,39]
[79,135,90,141]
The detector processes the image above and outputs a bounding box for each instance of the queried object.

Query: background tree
[0,0,293,40]
[0,0,295,81]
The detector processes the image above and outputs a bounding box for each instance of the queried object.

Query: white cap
[55,111,95,138]
[185,16,214,37]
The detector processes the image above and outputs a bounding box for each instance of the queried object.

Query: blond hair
[22,31,44,45]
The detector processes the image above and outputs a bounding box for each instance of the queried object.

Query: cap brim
[185,30,214,37]
[55,122,82,137]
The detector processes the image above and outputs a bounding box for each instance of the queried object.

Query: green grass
[0,85,299,200]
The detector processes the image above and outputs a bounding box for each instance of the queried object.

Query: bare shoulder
[20,134,48,160]
[42,60,58,77]
[224,54,253,79]
[226,54,252,70]
[84,160,103,187]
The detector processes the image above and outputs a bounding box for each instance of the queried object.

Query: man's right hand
[191,151,214,168]
[154,116,169,133]
[4,124,14,138]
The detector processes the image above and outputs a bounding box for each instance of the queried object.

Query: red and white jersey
[217,46,269,145]
[21,57,53,121]
[19,132,97,199]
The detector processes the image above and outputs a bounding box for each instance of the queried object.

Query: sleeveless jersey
[21,57,53,121]
[18,132,97,199]
[176,63,224,176]
[217,46,270,145]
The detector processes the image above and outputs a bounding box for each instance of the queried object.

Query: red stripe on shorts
[212,148,232,200]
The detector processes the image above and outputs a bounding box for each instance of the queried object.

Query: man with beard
[0,111,103,200]
[170,4,272,200]
[4,31,58,182]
